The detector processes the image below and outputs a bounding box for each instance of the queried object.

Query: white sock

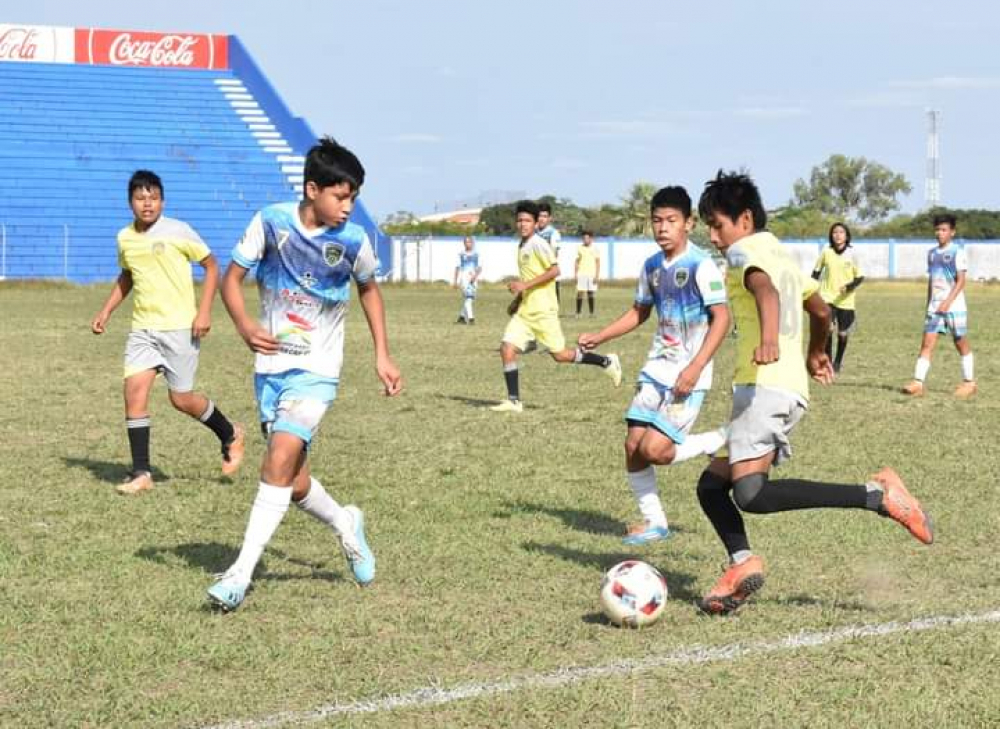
[295,477,352,535]
[914,357,931,381]
[961,353,974,381]
[730,549,753,565]
[673,426,727,463]
[465,299,475,320]
[228,482,292,581]
[627,466,666,527]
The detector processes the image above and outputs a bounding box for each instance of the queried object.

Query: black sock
[199,400,236,444]
[835,337,848,370]
[503,366,520,401]
[126,417,151,475]
[587,292,595,314]
[697,470,750,555]
[576,295,583,315]
[555,280,561,302]
[575,348,610,367]
[732,472,872,513]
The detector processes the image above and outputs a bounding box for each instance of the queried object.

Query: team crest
[674,268,690,287]
[323,243,345,267]
[151,242,165,255]
[942,253,953,264]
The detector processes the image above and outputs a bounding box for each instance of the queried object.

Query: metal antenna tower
[925,109,941,208]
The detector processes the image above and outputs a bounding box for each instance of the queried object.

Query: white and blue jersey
[927,243,967,314]
[231,202,378,381]
[537,225,562,256]
[633,246,727,391]
[458,251,480,298]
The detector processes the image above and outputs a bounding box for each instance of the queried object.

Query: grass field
[2,279,999,728]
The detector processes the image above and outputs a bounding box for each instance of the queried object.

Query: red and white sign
[0,24,75,63]
[74,28,228,69]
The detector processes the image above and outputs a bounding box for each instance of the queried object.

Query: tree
[615,182,657,237]
[792,154,912,223]
[768,206,840,238]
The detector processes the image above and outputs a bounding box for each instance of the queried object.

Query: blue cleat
[207,572,250,612]
[622,521,672,546]
[339,506,376,586]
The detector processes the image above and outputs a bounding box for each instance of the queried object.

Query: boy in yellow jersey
[574,230,600,318]
[491,201,621,413]
[811,222,864,374]
[91,170,244,495]
[693,171,933,615]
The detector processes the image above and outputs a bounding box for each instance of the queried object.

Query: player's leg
[492,321,525,411]
[545,316,622,386]
[622,423,671,544]
[833,308,855,373]
[952,320,976,398]
[575,290,583,317]
[120,368,157,494]
[465,290,476,324]
[587,290,595,316]
[904,323,940,394]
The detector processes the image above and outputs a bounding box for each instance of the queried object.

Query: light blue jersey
[927,243,968,314]
[232,202,378,380]
[634,245,727,390]
[458,251,480,298]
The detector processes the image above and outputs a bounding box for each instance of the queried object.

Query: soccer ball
[599,560,668,628]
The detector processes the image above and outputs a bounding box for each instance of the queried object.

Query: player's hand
[808,351,835,384]
[507,295,522,316]
[577,332,601,350]
[376,355,402,396]
[192,313,212,339]
[91,312,109,334]
[239,323,279,355]
[673,364,702,398]
[753,341,779,365]
[508,280,527,295]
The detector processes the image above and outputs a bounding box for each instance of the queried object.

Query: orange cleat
[871,467,934,545]
[117,471,153,496]
[901,380,925,396]
[698,555,765,615]
[221,424,246,477]
[953,381,977,399]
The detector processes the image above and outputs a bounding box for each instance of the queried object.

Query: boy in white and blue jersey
[903,213,977,398]
[579,187,730,544]
[208,138,402,611]
[453,236,481,324]
[537,201,563,304]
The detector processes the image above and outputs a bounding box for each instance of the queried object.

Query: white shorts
[723,385,806,466]
[577,276,598,293]
[123,329,200,392]
[625,380,706,444]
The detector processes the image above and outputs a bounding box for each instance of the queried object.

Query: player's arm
[674,303,731,397]
[578,303,651,350]
[810,252,824,281]
[935,270,966,313]
[453,265,460,287]
[220,262,278,354]
[192,253,219,338]
[91,269,133,334]
[357,279,402,396]
[508,263,559,294]
[744,267,780,364]
[473,264,481,283]
[804,291,834,383]
[574,251,580,279]
[594,255,600,282]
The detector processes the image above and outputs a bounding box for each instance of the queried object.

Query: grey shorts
[123,329,200,392]
[726,385,806,467]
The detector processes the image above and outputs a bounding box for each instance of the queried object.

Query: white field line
[203,608,1000,729]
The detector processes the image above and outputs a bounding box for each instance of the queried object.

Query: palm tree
[614,182,657,237]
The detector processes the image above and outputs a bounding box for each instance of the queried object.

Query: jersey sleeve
[848,249,862,278]
[352,234,378,284]
[725,241,759,290]
[232,212,266,269]
[635,263,653,306]
[812,249,826,274]
[179,222,211,262]
[955,248,968,272]
[695,258,727,306]
[117,234,127,270]
[532,238,557,268]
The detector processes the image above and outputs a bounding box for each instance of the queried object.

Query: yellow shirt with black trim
[813,246,861,309]
[117,216,211,331]
[725,231,819,402]
[517,234,559,316]
[576,244,599,278]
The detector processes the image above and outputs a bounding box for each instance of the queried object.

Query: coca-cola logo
[108,33,197,66]
[0,28,39,60]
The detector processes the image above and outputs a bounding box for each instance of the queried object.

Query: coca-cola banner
[74,28,228,69]
[0,24,75,63]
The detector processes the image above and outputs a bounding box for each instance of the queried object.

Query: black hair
[650,186,692,218]
[303,136,365,191]
[537,201,552,215]
[697,170,767,231]
[581,230,594,238]
[515,200,540,221]
[128,169,163,199]
[828,222,852,248]
[932,212,957,229]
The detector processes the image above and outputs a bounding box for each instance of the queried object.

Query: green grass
[1,280,998,728]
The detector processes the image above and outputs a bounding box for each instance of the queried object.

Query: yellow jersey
[725,232,819,401]
[576,244,599,278]
[517,234,558,316]
[117,216,211,331]
[812,246,862,309]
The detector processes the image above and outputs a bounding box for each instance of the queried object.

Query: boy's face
[537,211,551,229]
[307,181,357,227]
[130,186,164,228]
[934,222,955,246]
[705,209,754,254]
[464,238,474,251]
[583,234,593,246]
[831,225,848,251]
[516,213,537,239]
[651,206,693,256]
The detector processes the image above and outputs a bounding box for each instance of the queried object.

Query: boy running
[902,213,977,398]
[90,170,244,495]
[694,171,933,615]
[208,138,402,611]
[491,201,621,413]
[453,235,481,324]
[811,222,864,374]
[574,231,600,318]
[579,187,729,544]
[536,201,563,304]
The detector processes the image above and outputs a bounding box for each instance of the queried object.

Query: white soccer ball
[600,560,668,628]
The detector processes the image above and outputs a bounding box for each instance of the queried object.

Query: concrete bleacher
[0,57,357,282]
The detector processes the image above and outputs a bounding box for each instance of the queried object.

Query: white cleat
[490,399,524,413]
[604,354,622,387]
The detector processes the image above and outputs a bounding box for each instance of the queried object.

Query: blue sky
[15,0,1000,220]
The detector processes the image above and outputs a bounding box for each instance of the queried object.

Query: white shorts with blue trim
[254,369,338,445]
[625,380,706,444]
[924,310,968,338]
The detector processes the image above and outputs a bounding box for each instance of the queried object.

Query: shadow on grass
[135,542,346,584]
[497,499,692,538]
[829,381,905,394]
[63,456,169,484]
[522,541,699,602]
[437,394,542,410]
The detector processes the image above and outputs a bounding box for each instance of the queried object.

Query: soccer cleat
[604,353,623,387]
[698,555,765,615]
[468,318,475,325]
[207,571,250,612]
[456,316,467,325]
[622,521,672,546]
[871,467,934,545]
[901,380,925,396]
[221,424,246,477]
[339,506,376,586]
[117,471,153,495]
[490,399,523,413]
[954,381,977,399]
